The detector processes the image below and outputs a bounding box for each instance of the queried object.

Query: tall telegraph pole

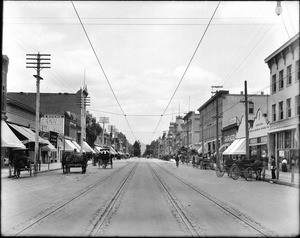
[26,53,51,176]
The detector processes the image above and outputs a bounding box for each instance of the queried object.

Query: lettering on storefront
[224,134,236,143]
[40,115,64,134]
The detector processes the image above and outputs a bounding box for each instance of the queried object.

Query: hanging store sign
[41,115,64,134]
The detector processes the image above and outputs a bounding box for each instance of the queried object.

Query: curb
[263,178,299,188]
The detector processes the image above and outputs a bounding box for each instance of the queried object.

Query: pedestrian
[281,158,287,172]
[13,151,21,178]
[271,157,276,179]
[175,153,180,167]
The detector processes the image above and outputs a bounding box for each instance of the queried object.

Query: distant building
[182,111,200,150]
[197,90,269,158]
[7,89,89,161]
[264,32,299,171]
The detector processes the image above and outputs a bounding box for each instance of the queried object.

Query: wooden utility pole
[244,81,249,160]
[26,53,51,176]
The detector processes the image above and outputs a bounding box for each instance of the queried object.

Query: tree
[85,111,102,148]
[144,140,159,157]
[133,140,141,157]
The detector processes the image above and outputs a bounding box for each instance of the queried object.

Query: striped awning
[1,120,26,149]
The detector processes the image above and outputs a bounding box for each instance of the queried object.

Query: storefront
[249,109,269,163]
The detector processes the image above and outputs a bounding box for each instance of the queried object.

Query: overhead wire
[222,23,273,86]
[151,1,221,139]
[71,1,136,142]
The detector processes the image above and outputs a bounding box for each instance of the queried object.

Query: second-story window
[296,95,300,115]
[279,70,284,89]
[249,102,254,114]
[287,65,292,85]
[286,98,291,118]
[272,74,276,93]
[272,104,276,122]
[279,101,284,120]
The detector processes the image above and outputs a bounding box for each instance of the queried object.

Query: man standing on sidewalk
[271,157,276,179]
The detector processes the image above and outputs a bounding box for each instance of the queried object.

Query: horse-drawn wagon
[62,151,88,174]
[96,148,113,169]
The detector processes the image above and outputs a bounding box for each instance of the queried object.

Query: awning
[82,141,95,153]
[64,139,78,152]
[41,140,57,151]
[268,125,297,134]
[197,142,208,154]
[72,141,86,153]
[1,120,26,148]
[110,147,117,155]
[219,143,228,154]
[223,138,246,155]
[8,123,48,145]
[94,146,103,153]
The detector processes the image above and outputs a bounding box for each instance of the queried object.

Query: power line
[71,1,136,142]
[151,1,221,138]
[5,22,273,26]
[222,23,273,86]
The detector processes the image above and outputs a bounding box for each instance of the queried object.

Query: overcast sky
[3,1,299,145]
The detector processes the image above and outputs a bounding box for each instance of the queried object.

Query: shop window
[272,74,277,93]
[285,131,291,148]
[279,101,283,120]
[272,104,276,122]
[286,98,291,118]
[287,65,292,85]
[279,70,284,89]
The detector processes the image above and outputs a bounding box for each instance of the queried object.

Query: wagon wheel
[230,165,240,180]
[244,167,253,181]
[216,164,225,178]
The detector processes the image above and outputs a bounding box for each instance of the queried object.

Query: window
[272,74,276,93]
[296,60,300,81]
[285,131,291,148]
[279,70,284,89]
[286,98,291,118]
[272,104,276,122]
[279,101,284,120]
[249,102,254,114]
[287,65,292,85]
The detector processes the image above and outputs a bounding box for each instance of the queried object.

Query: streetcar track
[13,162,133,236]
[88,162,138,236]
[147,162,202,237]
[153,162,276,237]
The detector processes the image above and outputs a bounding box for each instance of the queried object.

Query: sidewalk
[263,169,299,188]
[1,160,93,179]
[181,162,300,188]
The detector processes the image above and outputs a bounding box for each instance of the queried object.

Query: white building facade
[265,33,299,173]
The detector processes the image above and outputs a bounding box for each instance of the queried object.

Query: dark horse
[62,152,87,174]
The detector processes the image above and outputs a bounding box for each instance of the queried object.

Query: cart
[229,159,263,181]
[98,148,113,169]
